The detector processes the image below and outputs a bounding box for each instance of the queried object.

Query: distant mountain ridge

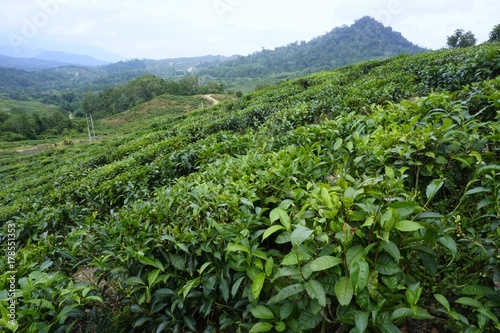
[35,51,108,67]
[201,16,427,78]
[0,46,111,69]
[0,54,70,70]
[0,17,428,97]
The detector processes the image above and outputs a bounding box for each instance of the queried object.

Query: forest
[0,42,499,332]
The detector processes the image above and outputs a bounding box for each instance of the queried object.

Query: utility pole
[86,114,92,143]
[90,114,96,141]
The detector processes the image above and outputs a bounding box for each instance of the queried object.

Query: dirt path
[203,94,220,105]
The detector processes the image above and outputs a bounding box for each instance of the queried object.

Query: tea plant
[1,43,500,332]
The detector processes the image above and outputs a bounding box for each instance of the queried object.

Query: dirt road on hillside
[203,94,220,105]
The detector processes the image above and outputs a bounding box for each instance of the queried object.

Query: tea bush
[1,44,499,332]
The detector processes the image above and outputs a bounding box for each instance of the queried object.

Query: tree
[447,29,477,48]
[489,24,500,43]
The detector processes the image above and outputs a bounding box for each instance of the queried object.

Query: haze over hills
[0,49,109,69]
[0,17,429,106]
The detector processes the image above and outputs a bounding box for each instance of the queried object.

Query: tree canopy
[447,29,477,48]
[489,23,500,43]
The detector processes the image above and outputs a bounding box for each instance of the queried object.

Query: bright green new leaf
[394,220,424,232]
[477,164,500,177]
[252,272,266,300]
[225,243,250,254]
[250,305,274,320]
[198,262,212,274]
[391,307,434,320]
[426,179,444,201]
[270,208,291,231]
[148,269,161,287]
[333,138,343,151]
[281,251,310,266]
[321,187,334,209]
[262,225,286,241]
[334,277,353,306]
[405,282,422,307]
[265,257,274,276]
[434,294,450,312]
[275,321,286,332]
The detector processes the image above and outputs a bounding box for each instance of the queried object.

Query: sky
[0,0,499,61]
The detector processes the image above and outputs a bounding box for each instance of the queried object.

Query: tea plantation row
[1,44,499,332]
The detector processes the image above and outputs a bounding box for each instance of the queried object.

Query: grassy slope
[0,45,499,332]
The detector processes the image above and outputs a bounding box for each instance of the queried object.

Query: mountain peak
[202,17,426,78]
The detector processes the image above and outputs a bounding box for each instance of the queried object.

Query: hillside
[0,17,425,104]
[0,44,499,332]
[201,17,426,79]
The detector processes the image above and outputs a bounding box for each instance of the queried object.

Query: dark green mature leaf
[355,311,370,333]
[291,226,315,246]
[455,297,483,308]
[298,310,323,330]
[346,245,366,268]
[125,277,145,286]
[308,256,342,272]
[268,284,305,305]
[439,236,457,259]
[376,255,400,275]
[350,259,370,294]
[461,285,495,296]
[379,323,402,333]
[231,276,245,297]
[304,280,327,306]
[381,241,401,262]
[133,316,152,328]
[419,252,438,276]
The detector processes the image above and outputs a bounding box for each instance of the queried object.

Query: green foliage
[1,43,500,332]
[447,29,477,49]
[201,16,425,79]
[0,100,74,141]
[80,74,223,118]
[489,24,500,43]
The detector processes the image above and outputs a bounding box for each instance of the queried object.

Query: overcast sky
[0,0,498,61]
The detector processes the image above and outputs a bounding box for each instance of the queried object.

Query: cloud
[0,0,498,59]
